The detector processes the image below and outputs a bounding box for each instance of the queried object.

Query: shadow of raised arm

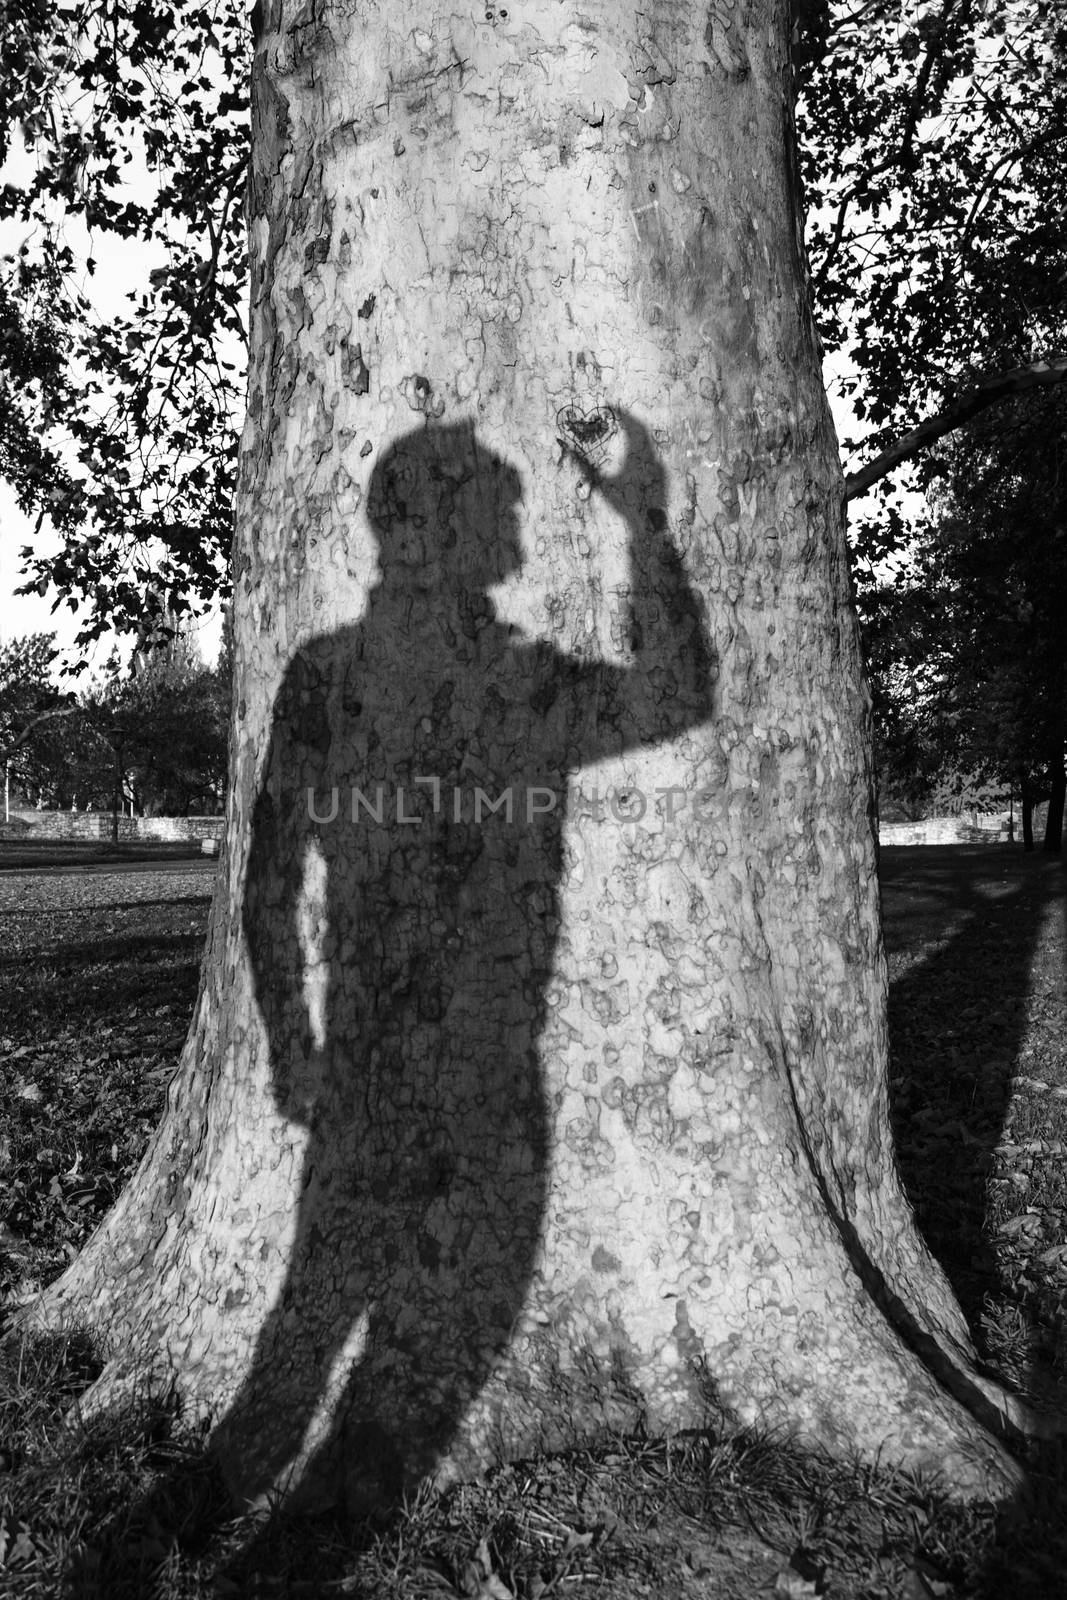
[561,406,717,757]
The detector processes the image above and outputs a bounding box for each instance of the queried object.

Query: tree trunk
[1043,749,1065,853]
[1022,781,1035,851]
[20,0,1033,1514]
[110,743,122,845]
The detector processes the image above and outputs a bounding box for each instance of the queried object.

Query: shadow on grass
[0,1326,377,1599]
[882,845,1049,1324]
[0,936,205,1035]
[0,932,205,968]
[881,844,1067,1596]
[0,841,217,871]
[0,894,213,923]
[7,846,1067,1593]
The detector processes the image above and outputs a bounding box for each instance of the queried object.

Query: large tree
[16,0,1044,1516]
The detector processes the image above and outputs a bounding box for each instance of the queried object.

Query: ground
[0,843,1065,1598]
[881,846,1067,1401]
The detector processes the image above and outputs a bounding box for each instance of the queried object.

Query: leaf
[8,1527,36,1565]
[562,1529,595,1555]
[998,1214,1042,1238]
[459,1541,515,1599]
[774,1567,820,1597]
[470,1578,513,1600]
[908,1556,953,1597]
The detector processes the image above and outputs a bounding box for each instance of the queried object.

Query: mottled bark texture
[21,0,1035,1512]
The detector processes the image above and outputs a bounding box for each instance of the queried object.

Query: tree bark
[1043,750,1065,853]
[19,0,1033,1514]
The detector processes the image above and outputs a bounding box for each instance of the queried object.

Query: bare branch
[844,354,1067,502]
[1,701,79,760]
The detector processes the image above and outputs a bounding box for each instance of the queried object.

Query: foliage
[0,633,74,795]
[799,3,1067,422]
[0,628,229,812]
[80,634,229,815]
[798,0,1067,576]
[0,0,248,645]
[0,2,1065,635]
[862,389,1067,817]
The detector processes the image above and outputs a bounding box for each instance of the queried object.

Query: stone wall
[878,813,1013,846]
[0,809,225,843]
[3,808,1024,850]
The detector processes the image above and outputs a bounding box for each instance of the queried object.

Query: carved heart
[555,404,618,467]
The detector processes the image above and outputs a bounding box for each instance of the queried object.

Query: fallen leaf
[909,1555,953,1596]
[774,1567,820,1597]
[459,1540,515,1599]
[562,1529,595,1556]
[998,1214,1042,1238]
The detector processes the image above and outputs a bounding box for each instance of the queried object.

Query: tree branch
[1,701,79,760]
[844,355,1067,502]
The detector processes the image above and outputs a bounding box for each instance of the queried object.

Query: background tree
[798,0,1067,534]
[123,654,229,816]
[14,0,1042,1520]
[75,633,230,827]
[0,631,74,817]
[863,389,1067,845]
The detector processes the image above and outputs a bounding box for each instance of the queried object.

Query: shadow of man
[224,411,716,1517]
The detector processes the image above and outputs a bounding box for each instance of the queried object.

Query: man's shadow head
[365,420,524,591]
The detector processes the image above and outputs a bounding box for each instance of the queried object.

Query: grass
[880,847,1067,1402]
[0,845,1065,1597]
[0,1342,1025,1599]
[0,839,214,873]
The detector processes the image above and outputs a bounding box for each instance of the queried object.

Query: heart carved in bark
[555,404,618,468]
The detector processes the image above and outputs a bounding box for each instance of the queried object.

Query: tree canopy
[797,1,1067,564]
[0,627,229,814]
[1,0,247,646]
[1,0,1065,635]
[863,387,1067,835]
[0,631,74,800]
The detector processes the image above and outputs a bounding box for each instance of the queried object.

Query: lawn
[0,846,1065,1598]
